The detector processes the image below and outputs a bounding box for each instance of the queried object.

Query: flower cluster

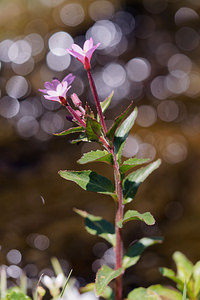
[39,38,100,129]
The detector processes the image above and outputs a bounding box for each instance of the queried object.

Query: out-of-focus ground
[1,0,200,291]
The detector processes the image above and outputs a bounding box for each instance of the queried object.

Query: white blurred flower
[61,280,98,300]
[42,273,65,297]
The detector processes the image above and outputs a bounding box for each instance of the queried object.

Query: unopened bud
[71,93,82,107]
[37,286,46,298]
[75,110,83,118]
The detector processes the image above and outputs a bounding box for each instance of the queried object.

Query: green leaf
[149,285,183,300]
[173,252,193,283]
[98,91,113,121]
[193,261,200,297]
[74,209,116,246]
[127,287,161,300]
[78,150,113,165]
[95,265,123,296]
[59,270,73,299]
[6,291,31,300]
[71,132,88,144]
[113,107,138,162]
[106,102,134,142]
[54,126,84,136]
[182,280,187,300]
[118,210,155,228]
[86,117,102,142]
[59,170,115,195]
[160,267,184,287]
[123,237,162,270]
[122,159,161,204]
[120,158,150,174]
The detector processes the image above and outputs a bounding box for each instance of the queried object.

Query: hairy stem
[111,148,124,300]
[87,69,107,134]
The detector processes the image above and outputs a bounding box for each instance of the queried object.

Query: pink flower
[39,74,75,103]
[67,38,100,71]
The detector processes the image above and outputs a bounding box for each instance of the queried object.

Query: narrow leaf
[127,287,161,300]
[113,107,138,162]
[74,209,116,246]
[123,237,162,270]
[106,102,134,141]
[122,159,161,204]
[54,126,84,136]
[120,158,150,174]
[160,267,184,287]
[100,91,113,115]
[173,251,193,283]
[86,117,102,142]
[95,265,123,296]
[149,285,183,300]
[118,210,155,228]
[182,280,187,300]
[78,150,113,165]
[59,270,73,298]
[59,170,115,195]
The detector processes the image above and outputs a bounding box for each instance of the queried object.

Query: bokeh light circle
[103,63,126,88]
[136,105,157,127]
[49,31,73,56]
[175,7,199,26]
[0,96,20,118]
[126,58,151,82]
[60,3,85,27]
[46,52,71,71]
[6,76,29,98]
[8,40,32,64]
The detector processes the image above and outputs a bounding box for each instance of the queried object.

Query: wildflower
[39,74,75,104]
[67,38,100,71]
[61,279,98,300]
[42,273,65,298]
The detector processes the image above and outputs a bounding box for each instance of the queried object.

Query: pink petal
[44,82,53,90]
[67,49,85,64]
[38,88,48,93]
[56,83,65,95]
[47,90,59,96]
[51,79,60,89]
[86,43,100,61]
[62,73,75,85]
[44,95,60,102]
[83,38,93,52]
[71,44,84,54]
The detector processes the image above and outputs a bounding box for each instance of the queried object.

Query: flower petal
[71,44,84,54]
[83,38,93,52]
[67,49,85,63]
[62,73,75,85]
[85,43,100,61]
[43,95,60,102]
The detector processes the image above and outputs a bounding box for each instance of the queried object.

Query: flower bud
[75,110,83,118]
[71,93,82,107]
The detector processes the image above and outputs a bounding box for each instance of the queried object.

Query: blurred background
[1,0,200,294]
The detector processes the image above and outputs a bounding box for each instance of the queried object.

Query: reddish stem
[111,148,124,300]
[87,69,107,134]
[86,70,123,299]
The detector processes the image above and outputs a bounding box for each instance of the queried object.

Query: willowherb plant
[39,37,162,300]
